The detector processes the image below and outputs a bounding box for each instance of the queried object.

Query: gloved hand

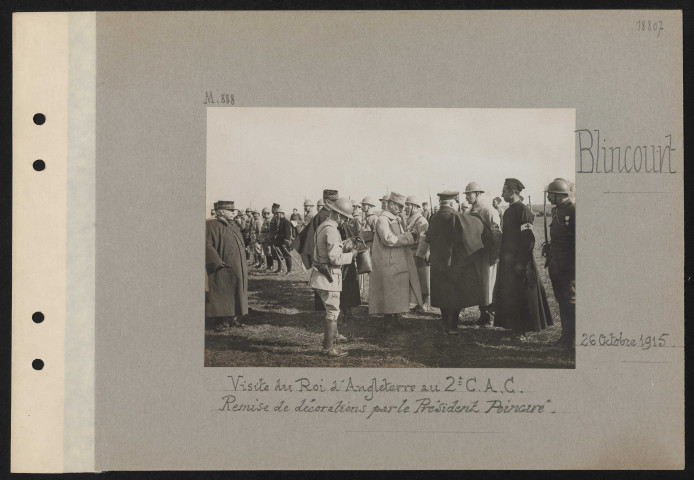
[283,239,291,250]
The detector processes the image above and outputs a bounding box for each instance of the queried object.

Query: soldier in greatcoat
[369,192,422,329]
[205,201,248,330]
[405,196,431,312]
[493,178,552,336]
[259,207,273,270]
[309,198,359,357]
[426,191,489,335]
[274,207,294,275]
[545,178,576,346]
[464,182,502,327]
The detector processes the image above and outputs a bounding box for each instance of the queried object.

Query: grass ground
[205,222,575,368]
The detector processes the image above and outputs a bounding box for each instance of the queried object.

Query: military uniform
[406,208,430,307]
[548,200,576,344]
[274,212,294,274]
[205,202,248,327]
[309,200,356,356]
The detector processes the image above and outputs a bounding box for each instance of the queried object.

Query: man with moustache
[309,198,361,357]
[205,201,248,330]
[369,192,422,330]
[425,191,488,335]
[493,178,552,336]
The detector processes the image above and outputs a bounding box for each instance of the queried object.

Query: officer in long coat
[405,195,431,312]
[493,178,552,335]
[309,198,358,357]
[250,209,264,267]
[464,182,502,326]
[205,201,248,330]
[426,191,488,335]
[545,178,576,346]
[369,192,422,329]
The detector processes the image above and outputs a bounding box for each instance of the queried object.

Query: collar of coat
[215,215,230,226]
[438,205,456,213]
[380,210,397,220]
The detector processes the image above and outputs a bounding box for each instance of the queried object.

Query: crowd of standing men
[206,178,575,358]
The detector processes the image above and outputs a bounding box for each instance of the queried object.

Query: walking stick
[289,250,308,273]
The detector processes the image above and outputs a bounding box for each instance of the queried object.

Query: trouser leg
[551,272,576,342]
[318,290,344,354]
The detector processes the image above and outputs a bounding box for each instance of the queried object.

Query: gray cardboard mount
[89,11,682,470]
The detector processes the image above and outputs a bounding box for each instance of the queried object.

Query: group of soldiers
[206,177,575,357]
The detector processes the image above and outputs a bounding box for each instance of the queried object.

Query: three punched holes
[32,113,47,370]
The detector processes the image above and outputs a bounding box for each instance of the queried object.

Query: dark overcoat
[426,206,488,309]
[493,201,552,332]
[205,217,248,317]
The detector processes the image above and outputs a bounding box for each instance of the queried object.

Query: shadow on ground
[205,259,575,369]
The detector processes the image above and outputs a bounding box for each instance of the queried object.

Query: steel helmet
[361,196,377,207]
[317,199,325,207]
[245,207,252,213]
[405,195,421,207]
[464,182,484,193]
[546,178,571,194]
[261,207,271,214]
[328,197,354,218]
[303,199,315,206]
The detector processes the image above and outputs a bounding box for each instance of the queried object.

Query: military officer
[268,203,282,273]
[275,207,294,275]
[464,182,502,327]
[259,207,274,270]
[426,191,488,335]
[369,192,422,329]
[206,201,248,330]
[405,195,431,312]
[545,178,576,346]
[309,198,358,357]
[492,196,505,231]
[361,196,379,245]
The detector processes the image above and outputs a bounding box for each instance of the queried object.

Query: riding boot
[266,255,274,270]
[284,256,293,275]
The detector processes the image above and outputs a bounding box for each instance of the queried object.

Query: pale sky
[207,108,575,214]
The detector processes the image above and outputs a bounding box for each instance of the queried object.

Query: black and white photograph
[205,108,576,367]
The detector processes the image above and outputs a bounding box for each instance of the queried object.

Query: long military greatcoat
[426,206,488,309]
[493,201,552,333]
[205,217,248,317]
[368,210,422,314]
[468,201,502,305]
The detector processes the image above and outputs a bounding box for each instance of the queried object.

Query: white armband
[520,223,533,231]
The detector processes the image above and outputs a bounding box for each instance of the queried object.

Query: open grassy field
[205,221,575,368]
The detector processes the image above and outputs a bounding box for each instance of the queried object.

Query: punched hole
[33,160,45,171]
[32,312,44,323]
[32,359,44,370]
[33,113,46,125]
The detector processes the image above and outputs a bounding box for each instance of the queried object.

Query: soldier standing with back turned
[545,178,576,347]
